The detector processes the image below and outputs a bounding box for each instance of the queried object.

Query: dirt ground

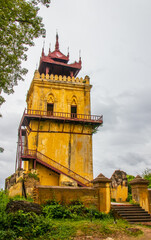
[73,225,151,240]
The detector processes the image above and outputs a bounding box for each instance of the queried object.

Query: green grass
[35,219,142,240]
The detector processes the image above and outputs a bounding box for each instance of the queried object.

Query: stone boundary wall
[33,186,99,210]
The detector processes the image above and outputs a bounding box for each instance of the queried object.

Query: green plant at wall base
[126,193,132,202]
[28,172,39,181]
[42,200,110,220]
[129,199,139,206]
[43,199,60,206]
[7,176,12,180]
[126,175,135,202]
[9,194,33,202]
[43,204,71,219]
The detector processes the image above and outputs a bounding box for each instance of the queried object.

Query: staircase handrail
[22,149,90,185]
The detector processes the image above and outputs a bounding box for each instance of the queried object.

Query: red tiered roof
[39,33,82,77]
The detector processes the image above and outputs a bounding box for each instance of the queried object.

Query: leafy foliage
[42,200,109,220]
[142,168,151,188]
[8,211,52,238]
[126,175,135,201]
[0,190,9,213]
[0,229,17,240]
[43,204,71,219]
[28,172,39,181]
[0,147,4,153]
[0,0,50,106]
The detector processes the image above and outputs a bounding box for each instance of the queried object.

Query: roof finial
[55,30,59,51]
[79,49,81,63]
[36,63,38,70]
[49,43,51,55]
[67,47,69,58]
[42,40,45,56]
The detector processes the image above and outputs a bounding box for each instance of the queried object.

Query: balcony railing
[24,109,103,123]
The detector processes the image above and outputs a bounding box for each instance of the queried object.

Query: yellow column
[92,173,111,213]
[130,175,149,212]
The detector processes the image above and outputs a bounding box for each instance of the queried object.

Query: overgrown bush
[0,189,9,213]
[28,172,39,181]
[0,229,17,240]
[43,204,71,219]
[0,190,10,230]
[7,211,52,239]
[42,200,110,220]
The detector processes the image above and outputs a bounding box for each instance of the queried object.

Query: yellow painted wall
[24,72,93,186]
[34,186,99,210]
[111,185,128,202]
[36,163,59,186]
[8,182,22,197]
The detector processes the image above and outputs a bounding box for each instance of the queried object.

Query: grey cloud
[1,0,151,188]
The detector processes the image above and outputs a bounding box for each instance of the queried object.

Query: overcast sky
[1,0,151,188]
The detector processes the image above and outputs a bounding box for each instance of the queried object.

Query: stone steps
[111,204,151,223]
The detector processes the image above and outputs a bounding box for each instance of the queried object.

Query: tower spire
[49,43,51,55]
[55,32,59,51]
[67,47,69,58]
[42,41,45,57]
[79,50,81,64]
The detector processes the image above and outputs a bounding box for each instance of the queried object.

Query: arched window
[71,97,77,118]
[47,94,54,116]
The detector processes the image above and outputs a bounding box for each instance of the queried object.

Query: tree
[0,0,50,153]
[142,168,151,188]
[0,0,51,106]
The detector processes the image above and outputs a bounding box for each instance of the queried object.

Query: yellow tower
[17,34,103,187]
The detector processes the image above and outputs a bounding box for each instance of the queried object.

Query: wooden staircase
[21,149,90,187]
[111,204,151,224]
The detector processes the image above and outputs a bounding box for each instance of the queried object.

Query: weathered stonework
[111,170,128,202]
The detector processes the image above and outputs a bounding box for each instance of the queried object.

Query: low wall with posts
[33,186,99,209]
[6,172,111,213]
[33,173,111,213]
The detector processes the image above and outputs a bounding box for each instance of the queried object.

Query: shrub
[28,172,39,181]
[43,204,71,219]
[43,199,60,206]
[0,229,17,240]
[7,210,52,238]
[0,189,9,213]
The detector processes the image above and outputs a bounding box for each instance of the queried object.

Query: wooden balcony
[20,109,103,127]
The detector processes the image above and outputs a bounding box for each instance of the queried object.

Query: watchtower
[17,34,103,187]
